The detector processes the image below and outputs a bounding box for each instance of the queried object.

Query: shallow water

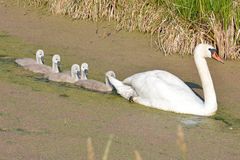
[0,56,240,159]
[0,2,240,158]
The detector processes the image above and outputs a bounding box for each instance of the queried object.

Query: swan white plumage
[15,49,44,66]
[48,64,80,83]
[75,71,116,93]
[107,44,224,116]
[23,54,61,74]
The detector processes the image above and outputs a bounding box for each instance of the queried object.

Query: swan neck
[36,56,42,64]
[52,62,59,73]
[105,76,113,88]
[194,54,217,113]
[36,56,39,64]
[70,72,75,80]
[81,70,87,80]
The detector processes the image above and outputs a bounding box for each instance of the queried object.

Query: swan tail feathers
[122,76,134,85]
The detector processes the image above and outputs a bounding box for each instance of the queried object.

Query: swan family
[15,43,223,116]
[15,50,115,93]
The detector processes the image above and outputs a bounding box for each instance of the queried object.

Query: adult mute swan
[15,49,44,66]
[23,54,61,75]
[48,64,80,83]
[107,44,224,116]
[75,71,116,93]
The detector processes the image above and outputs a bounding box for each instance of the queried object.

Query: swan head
[36,49,44,64]
[52,54,61,72]
[81,63,89,80]
[194,43,224,63]
[71,64,81,80]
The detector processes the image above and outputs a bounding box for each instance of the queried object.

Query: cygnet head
[194,43,223,63]
[36,49,44,64]
[71,64,81,80]
[81,63,88,80]
[105,70,116,78]
[105,70,116,87]
[52,54,61,72]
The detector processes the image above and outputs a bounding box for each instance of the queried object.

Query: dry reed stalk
[87,137,95,160]
[85,136,143,160]
[155,19,197,55]
[210,14,240,59]
[134,150,143,160]
[176,125,187,160]
[102,134,114,160]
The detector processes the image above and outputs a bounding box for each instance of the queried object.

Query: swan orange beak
[212,52,224,64]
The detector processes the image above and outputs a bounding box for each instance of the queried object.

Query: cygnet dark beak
[84,69,89,78]
[57,61,62,72]
[41,56,44,64]
[77,71,81,79]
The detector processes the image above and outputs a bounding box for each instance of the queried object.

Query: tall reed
[21,0,240,59]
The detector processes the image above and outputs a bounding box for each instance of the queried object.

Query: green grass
[155,0,239,29]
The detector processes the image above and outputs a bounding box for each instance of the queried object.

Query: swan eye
[208,48,218,55]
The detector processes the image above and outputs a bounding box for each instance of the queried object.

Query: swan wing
[75,79,112,93]
[15,58,36,66]
[48,72,77,83]
[24,64,52,75]
[123,70,203,110]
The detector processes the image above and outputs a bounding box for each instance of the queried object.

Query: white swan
[107,44,224,116]
[23,54,61,74]
[15,49,44,66]
[48,64,80,83]
[75,71,116,93]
